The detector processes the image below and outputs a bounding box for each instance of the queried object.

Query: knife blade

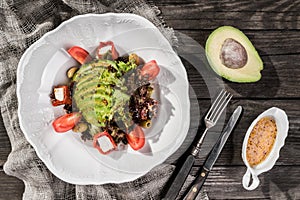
[183,106,243,200]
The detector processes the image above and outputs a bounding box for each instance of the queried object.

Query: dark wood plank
[182,54,300,99]
[155,0,300,12]
[189,166,300,200]
[0,111,11,166]
[0,170,24,200]
[155,0,300,30]
[179,30,300,56]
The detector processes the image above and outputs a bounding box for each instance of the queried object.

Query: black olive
[122,137,128,145]
[81,131,92,141]
[116,55,129,63]
[63,104,72,113]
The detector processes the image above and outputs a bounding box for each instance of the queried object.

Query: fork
[162,89,232,200]
[191,89,233,157]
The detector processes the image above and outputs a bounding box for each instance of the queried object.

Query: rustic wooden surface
[0,0,300,199]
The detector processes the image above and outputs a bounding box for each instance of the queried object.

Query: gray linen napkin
[0,0,208,199]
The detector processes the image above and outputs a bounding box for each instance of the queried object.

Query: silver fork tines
[191,89,232,156]
[205,89,233,128]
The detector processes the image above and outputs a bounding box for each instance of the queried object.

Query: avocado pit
[220,38,248,69]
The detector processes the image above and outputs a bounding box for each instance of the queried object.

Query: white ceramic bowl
[17,13,190,184]
[241,107,289,190]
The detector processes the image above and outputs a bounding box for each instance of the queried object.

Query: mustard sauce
[246,117,277,166]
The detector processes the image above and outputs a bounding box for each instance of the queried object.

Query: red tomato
[140,60,160,80]
[93,131,117,155]
[67,46,91,64]
[126,126,145,151]
[52,112,81,133]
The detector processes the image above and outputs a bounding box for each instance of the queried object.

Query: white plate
[17,13,190,184]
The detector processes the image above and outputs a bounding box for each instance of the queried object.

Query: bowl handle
[242,168,260,190]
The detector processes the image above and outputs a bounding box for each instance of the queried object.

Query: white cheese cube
[54,87,65,101]
[97,136,114,152]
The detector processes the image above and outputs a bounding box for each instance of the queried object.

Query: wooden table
[0,0,299,199]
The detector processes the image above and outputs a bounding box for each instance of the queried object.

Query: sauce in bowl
[246,117,277,166]
[242,107,288,190]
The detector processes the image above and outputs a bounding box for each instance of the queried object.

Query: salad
[50,41,160,154]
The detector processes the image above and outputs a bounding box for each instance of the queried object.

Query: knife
[162,105,242,200]
[183,106,243,200]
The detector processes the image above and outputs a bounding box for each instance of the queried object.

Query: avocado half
[205,26,263,83]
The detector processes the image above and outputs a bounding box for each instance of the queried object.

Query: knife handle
[162,154,195,200]
[183,168,210,200]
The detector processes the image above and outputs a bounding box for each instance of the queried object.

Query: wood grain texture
[179,30,300,56]
[155,0,300,30]
[0,111,11,166]
[154,0,300,13]
[190,166,300,200]
[0,170,24,200]
[182,54,300,99]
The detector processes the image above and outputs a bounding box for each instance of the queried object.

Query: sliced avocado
[76,82,112,96]
[75,96,111,109]
[73,59,137,128]
[72,59,115,82]
[205,26,263,83]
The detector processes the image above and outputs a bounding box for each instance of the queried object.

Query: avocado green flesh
[82,111,101,127]
[76,83,112,97]
[205,26,263,83]
[76,60,115,74]
[74,70,103,86]
[73,59,134,127]
[72,60,116,82]
[76,96,112,110]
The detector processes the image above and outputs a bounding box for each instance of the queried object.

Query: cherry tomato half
[126,126,145,151]
[52,112,81,133]
[67,46,91,64]
[140,60,160,81]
